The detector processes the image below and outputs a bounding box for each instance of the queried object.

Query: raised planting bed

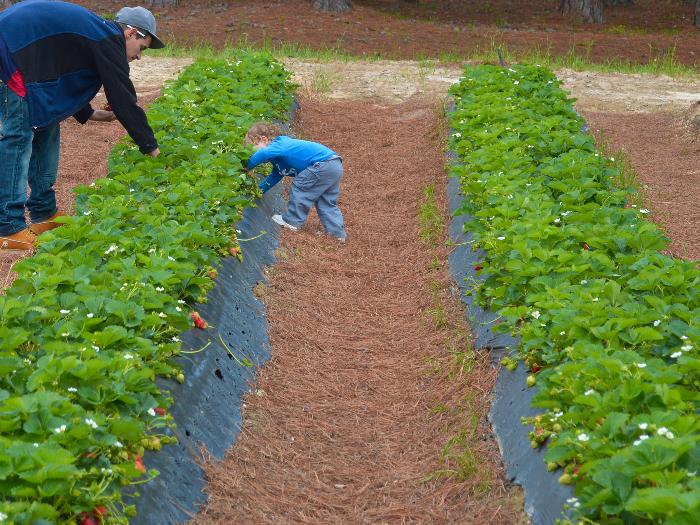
[448,64,700,524]
[0,52,294,525]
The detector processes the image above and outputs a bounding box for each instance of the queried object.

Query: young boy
[244,122,346,242]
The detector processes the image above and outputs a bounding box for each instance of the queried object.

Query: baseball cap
[115,6,165,49]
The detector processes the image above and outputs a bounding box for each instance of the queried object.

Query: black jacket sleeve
[92,34,158,154]
[73,104,94,124]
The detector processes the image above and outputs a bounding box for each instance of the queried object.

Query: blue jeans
[0,81,60,236]
[283,157,346,240]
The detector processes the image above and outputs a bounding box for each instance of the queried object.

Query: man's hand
[148,148,160,157]
[89,110,117,122]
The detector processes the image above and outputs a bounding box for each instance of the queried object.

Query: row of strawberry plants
[0,52,294,524]
[449,64,700,524]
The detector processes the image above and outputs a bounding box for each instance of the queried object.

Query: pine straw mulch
[191,96,527,524]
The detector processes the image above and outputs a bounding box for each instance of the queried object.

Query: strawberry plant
[0,52,293,524]
[449,64,700,523]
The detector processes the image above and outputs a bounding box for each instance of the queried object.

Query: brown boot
[0,228,36,251]
[31,210,67,235]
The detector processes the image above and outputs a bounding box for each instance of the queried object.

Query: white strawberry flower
[671,352,682,359]
[87,313,94,318]
[148,408,156,417]
[653,320,661,327]
[577,433,590,442]
[60,309,70,314]
[54,425,67,434]
[531,311,541,319]
[85,418,98,429]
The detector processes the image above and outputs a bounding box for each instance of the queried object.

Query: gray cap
[115,6,165,49]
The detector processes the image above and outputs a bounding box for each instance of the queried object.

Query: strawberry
[529,364,542,373]
[80,513,97,525]
[558,473,573,485]
[526,374,536,387]
[191,311,207,329]
[134,456,146,473]
[473,265,483,271]
[229,246,241,256]
[94,507,108,523]
[154,407,166,416]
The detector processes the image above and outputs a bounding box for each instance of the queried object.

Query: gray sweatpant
[282,157,346,240]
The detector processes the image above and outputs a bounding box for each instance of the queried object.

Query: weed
[419,184,443,246]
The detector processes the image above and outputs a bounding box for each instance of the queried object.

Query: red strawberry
[80,513,97,525]
[229,246,241,256]
[191,311,207,329]
[474,265,483,271]
[94,507,108,523]
[134,456,146,473]
[529,364,542,373]
[154,407,166,416]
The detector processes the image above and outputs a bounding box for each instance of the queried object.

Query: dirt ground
[79,0,700,66]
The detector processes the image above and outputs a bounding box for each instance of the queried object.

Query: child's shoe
[272,214,298,231]
[31,210,67,235]
[0,228,37,251]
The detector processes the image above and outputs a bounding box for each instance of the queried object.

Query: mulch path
[192,96,526,524]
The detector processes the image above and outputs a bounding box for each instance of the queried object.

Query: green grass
[592,129,648,208]
[419,183,443,246]
[147,36,699,80]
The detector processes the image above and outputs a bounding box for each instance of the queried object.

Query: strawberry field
[449,65,700,523]
[0,53,293,525]
[2,3,700,522]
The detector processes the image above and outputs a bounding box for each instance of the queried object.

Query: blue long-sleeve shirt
[247,136,337,193]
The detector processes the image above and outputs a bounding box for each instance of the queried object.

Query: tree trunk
[312,0,353,12]
[559,0,605,23]
[696,0,700,28]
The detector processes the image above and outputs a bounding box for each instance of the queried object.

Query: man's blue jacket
[0,0,157,153]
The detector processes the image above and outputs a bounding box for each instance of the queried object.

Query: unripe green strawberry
[558,473,573,485]
[526,374,536,387]
[176,372,185,384]
[547,462,558,472]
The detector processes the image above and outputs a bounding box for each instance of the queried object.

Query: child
[244,122,346,242]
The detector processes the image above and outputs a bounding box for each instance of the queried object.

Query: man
[0,1,164,251]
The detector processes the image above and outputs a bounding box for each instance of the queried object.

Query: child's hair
[244,122,282,145]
